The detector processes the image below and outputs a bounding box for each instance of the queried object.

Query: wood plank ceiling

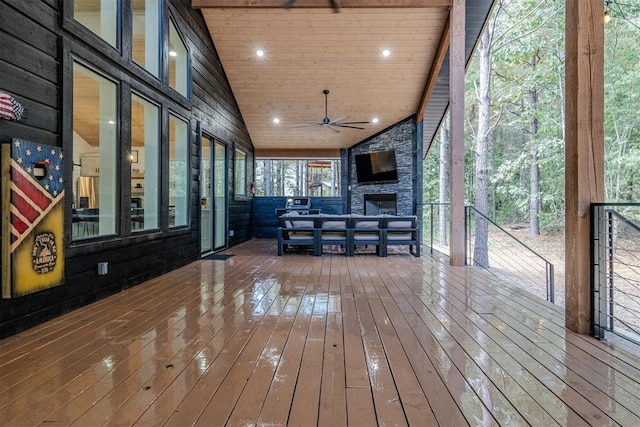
[194,1,451,156]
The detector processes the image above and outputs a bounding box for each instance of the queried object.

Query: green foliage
[426,0,640,232]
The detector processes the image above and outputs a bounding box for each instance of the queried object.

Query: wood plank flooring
[1,238,639,426]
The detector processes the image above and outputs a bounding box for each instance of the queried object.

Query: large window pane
[131,94,160,231]
[132,0,160,77]
[72,62,118,239]
[254,159,341,196]
[169,19,189,97]
[74,0,118,47]
[169,115,189,227]
[235,149,247,197]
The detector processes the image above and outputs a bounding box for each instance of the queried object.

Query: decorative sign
[2,139,65,298]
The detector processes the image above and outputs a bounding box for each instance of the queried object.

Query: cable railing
[592,203,640,344]
[465,206,555,304]
[422,203,450,256]
[422,203,555,304]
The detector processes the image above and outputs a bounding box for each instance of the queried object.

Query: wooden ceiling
[195,0,452,156]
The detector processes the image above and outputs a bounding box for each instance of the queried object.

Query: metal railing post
[606,209,615,332]
[464,206,469,266]
[547,263,554,304]
[430,203,434,254]
[593,205,608,340]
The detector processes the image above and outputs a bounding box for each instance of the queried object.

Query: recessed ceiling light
[382,49,391,57]
[169,50,178,57]
[256,50,265,57]
[372,118,379,124]
[108,120,115,125]
[273,118,280,124]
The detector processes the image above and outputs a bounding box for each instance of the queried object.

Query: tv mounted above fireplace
[354,150,398,185]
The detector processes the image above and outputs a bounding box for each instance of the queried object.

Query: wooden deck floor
[1,239,639,426]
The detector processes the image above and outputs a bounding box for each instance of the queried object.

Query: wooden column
[449,0,465,266]
[565,0,604,333]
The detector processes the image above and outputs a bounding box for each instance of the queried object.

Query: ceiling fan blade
[291,123,323,128]
[325,124,341,133]
[339,121,370,125]
[331,116,349,123]
[334,124,365,130]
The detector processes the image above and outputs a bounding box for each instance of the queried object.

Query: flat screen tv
[355,150,398,185]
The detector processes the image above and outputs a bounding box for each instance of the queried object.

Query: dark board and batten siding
[254,197,344,239]
[0,0,254,338]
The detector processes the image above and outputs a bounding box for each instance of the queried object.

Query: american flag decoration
[2,139,65,299]
[7,139,64,251]
[0,91,24,121]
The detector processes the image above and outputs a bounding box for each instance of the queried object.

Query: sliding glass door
[201,136,227,253]
[213,140,227,250]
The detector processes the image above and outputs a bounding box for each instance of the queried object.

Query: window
[131,94,160,231]
[74,0,118,47]
[169,114,189,227]
[168,19,189,97]
[72,62,118,239]
[132,0,161,77]
[235,149,247,197]
[255,159,341,196]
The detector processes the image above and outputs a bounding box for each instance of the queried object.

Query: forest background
[425,0,640,236]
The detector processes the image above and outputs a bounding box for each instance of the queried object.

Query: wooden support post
[565,0,605,334]
[449,0,465,266]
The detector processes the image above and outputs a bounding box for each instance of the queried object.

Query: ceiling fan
[283,0,341,13]
[295,90,369,133]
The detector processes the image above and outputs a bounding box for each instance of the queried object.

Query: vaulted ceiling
[193,0,494,157]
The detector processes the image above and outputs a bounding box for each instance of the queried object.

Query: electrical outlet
[97,262,108,276]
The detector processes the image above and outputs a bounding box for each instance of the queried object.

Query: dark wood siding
[0,0,254,338]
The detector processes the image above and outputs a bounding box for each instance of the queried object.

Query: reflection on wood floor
[1,239,640,426]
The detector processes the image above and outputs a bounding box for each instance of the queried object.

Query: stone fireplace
[347,117,416,216]
[364,193,397,215]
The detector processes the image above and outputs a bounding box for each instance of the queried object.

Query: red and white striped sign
[0,91,24,121]
[8,139,64,251]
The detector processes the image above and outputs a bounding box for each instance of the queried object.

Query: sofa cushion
[387,220,414,229]
[289,231,314,239]
[386,232,413,240]
[355,220,380,229]
[322,220,346,229]
[354,233,379,241]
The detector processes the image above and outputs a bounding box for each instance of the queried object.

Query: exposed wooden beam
[193,0,451,8]
[449,0,465,267]
[416,16,450,122]
[564,0,605,334]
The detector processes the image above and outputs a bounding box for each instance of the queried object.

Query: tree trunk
[528,52,540,235]
[265,160,272,196]
[474,26,491,268]
[439,118,450,246]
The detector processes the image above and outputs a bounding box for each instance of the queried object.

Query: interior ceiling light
[256,49,265,57]
[273,118,280,124]
[382,49,391,57]
[169,50,178,57]
[372,118,379,123]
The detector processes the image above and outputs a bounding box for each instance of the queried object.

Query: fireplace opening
[364,193,397,215]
